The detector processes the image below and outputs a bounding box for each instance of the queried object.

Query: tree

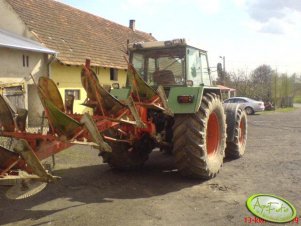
[228,70,252,97]
[220,64,297,107]
[272,73,295,107]
[249,65,274,101]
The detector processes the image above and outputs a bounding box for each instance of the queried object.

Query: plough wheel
[101,131,150,170]
[173,93,227,179]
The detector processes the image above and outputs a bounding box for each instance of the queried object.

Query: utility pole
[274,72,277,109]
[274,67,277,109]
[219,56,225,72]
[219,56,226,85]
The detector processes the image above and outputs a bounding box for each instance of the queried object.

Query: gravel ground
[0,107,301,226]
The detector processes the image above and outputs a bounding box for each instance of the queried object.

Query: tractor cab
[128,39,212,87]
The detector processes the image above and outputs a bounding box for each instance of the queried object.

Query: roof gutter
[0,43,57,55]
[47,53,57,79]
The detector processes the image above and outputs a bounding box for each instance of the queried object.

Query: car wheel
[245,107,254,115]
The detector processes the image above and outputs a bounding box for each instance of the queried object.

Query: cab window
[131,47,186,86]
[186,47,211,86]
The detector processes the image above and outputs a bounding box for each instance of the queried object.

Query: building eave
[0,28,57,55]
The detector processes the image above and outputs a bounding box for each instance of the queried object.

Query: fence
[273,96,294,108]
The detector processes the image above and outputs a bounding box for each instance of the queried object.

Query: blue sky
[58,0,301,76]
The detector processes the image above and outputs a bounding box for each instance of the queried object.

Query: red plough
[0,59,171,199]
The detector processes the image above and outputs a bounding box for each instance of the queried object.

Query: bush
[293,96,301,103]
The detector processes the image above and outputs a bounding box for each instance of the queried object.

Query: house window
[2,85,25,108]
[110,68,118,81]
[22,55,29,67]
[65,89,80,100]
[3,85,24,96]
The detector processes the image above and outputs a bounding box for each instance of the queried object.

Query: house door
[2,85,25,108]
[27,84,44,127]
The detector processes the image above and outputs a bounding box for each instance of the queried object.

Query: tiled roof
[217,85,236,91]
[6,0,156,69]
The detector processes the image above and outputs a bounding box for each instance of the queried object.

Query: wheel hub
[206,112,220,156]
[239,118,246,145]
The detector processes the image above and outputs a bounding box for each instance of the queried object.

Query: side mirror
[217,63,223,75]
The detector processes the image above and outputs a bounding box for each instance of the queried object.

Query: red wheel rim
[239,117,246,145]
[206,112,220,156]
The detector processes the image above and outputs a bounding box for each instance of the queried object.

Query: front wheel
[173,93,227,179]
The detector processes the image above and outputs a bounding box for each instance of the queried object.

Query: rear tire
[173,93,227,179]
[225,108,247,159]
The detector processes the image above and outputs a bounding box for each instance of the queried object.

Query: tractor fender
[223,103,245,142]
[167,86,204,114]
[167,86,223,114]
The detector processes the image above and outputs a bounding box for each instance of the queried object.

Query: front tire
[173,93,227,179]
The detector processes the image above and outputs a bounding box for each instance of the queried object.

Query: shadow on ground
[0,151,204,225]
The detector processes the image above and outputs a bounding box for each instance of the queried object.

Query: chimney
[129,19,135,31]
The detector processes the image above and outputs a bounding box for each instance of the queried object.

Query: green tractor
[0,39,246,200]
[109,39,247,179]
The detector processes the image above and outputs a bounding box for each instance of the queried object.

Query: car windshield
[131,47,186,86]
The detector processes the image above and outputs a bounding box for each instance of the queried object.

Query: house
[217,85,236,99]
[0,0,155,114]
[0,28,56,126]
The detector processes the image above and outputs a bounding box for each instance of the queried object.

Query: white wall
[0,48,48,79]
[0,1,52,126]
[0,47,49,126]
[0,0,36,40]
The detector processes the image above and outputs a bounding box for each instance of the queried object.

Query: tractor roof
[128,39,207,53]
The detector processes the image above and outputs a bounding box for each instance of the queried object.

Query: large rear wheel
[173,93,227,179]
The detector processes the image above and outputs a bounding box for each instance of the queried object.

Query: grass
[274,107,298,112]
[260,107,298,114]
[294,96,301,103]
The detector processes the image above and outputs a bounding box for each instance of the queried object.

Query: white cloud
[243,0,301,35]
[194,0,221,14]
[247,0,301,21]
[233,0,246,7]
[259,18,286,34]
[121,0,222,15]
[244,19,261,31]
[121,0,172,12]
[244,16,300,35]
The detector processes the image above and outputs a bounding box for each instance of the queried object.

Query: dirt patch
[1,108,301,226]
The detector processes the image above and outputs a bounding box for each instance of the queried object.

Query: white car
[224,97,265,115]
